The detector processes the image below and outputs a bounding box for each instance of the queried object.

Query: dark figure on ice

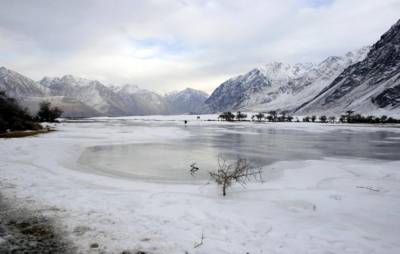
[189,163,199,176]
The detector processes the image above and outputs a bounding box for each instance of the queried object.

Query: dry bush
[191,157,263,196]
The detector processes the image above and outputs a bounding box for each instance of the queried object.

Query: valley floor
[1,117,400,254]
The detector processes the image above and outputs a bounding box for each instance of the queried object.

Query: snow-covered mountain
[2,20,399,117]
[0,69,208,116]
[39,76,209,116]
[113,84,171,115]
[205,47,370,113]
[40,75,130,116]
[0,68,100,117]
[0,67,47,98]
[165,88,209,114]
[295,19,400,116]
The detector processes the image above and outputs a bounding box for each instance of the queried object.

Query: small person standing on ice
[184,120,188,125]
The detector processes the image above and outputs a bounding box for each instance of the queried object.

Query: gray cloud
[0,0,399,93]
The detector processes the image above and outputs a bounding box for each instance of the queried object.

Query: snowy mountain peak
[344,46,370,62]
[296,19,400,115]
[60,75,96,87]
[206,46,372,113]
[0,66,16,76]
[0,67,47,98]
[258,61,315,80]
[116,84,142,94]
[165,87,209,114]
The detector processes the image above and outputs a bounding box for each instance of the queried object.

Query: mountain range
[0,68,208,117]
[205,47,369,113]
[1,19,399,117]
[206,19,400,116]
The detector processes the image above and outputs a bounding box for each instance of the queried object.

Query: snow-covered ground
[1,116,400,254]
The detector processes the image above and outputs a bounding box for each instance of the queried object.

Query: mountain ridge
[205,46,371,114]
[295,19,400,115]
[2,20,399,117]
[0,68,209,117]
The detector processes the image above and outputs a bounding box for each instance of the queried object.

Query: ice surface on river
[1,116,400,254]
[78,122,400,181]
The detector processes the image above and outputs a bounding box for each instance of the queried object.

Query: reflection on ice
[78,123,400,181]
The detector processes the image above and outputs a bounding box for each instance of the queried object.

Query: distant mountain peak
[116,84,141,94]
[0,67,47,98]
[206,46,372,113]
[295,19,400,115]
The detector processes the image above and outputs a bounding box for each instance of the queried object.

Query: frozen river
[78,120,400,181]
[2,117,400,254]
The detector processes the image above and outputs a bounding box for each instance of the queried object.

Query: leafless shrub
[193,232,205,248]
[190,157,263,196]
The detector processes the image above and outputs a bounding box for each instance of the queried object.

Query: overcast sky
[0,0,399,93]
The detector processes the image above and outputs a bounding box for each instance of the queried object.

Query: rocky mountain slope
[206,19,400,116]
[0,68,208,117]
[112,84,171,115]
[295,19,400,115]
[205,47,370,113]
[0,67,47,98]
[165,88,209,114]
[40,75,130,116]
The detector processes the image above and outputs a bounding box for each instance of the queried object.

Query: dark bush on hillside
[36,101,63,122]
[0,91,41,133]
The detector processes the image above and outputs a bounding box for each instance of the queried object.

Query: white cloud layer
[0,0,399,93]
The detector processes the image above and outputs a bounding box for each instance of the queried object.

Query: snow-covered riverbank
[1,119,400,253]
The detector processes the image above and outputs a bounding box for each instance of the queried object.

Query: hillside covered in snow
[205,47,370,114]
[206,19,400,116]
[295,19,400,116]
[0,69,208,117]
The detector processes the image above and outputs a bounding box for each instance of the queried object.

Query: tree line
[303,110,400,124]
[218,111,298,122]
[218,110,400,124]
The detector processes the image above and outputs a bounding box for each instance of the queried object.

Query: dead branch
[189,163,200,176]
[356,186,380,192]
[194,232,205,248]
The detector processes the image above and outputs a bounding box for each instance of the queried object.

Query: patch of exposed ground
[0,194,74,254]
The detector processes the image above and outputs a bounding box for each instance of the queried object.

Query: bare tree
[218,112,235,121]
[191,157,263,196]
[319,115,327,123]
[311,115,317,122]
[236,111,247,121]
[267,111,277,121]
[254,112,265,121]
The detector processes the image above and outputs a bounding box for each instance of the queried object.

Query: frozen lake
[78,121,400,181]
[2,117,400,253]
